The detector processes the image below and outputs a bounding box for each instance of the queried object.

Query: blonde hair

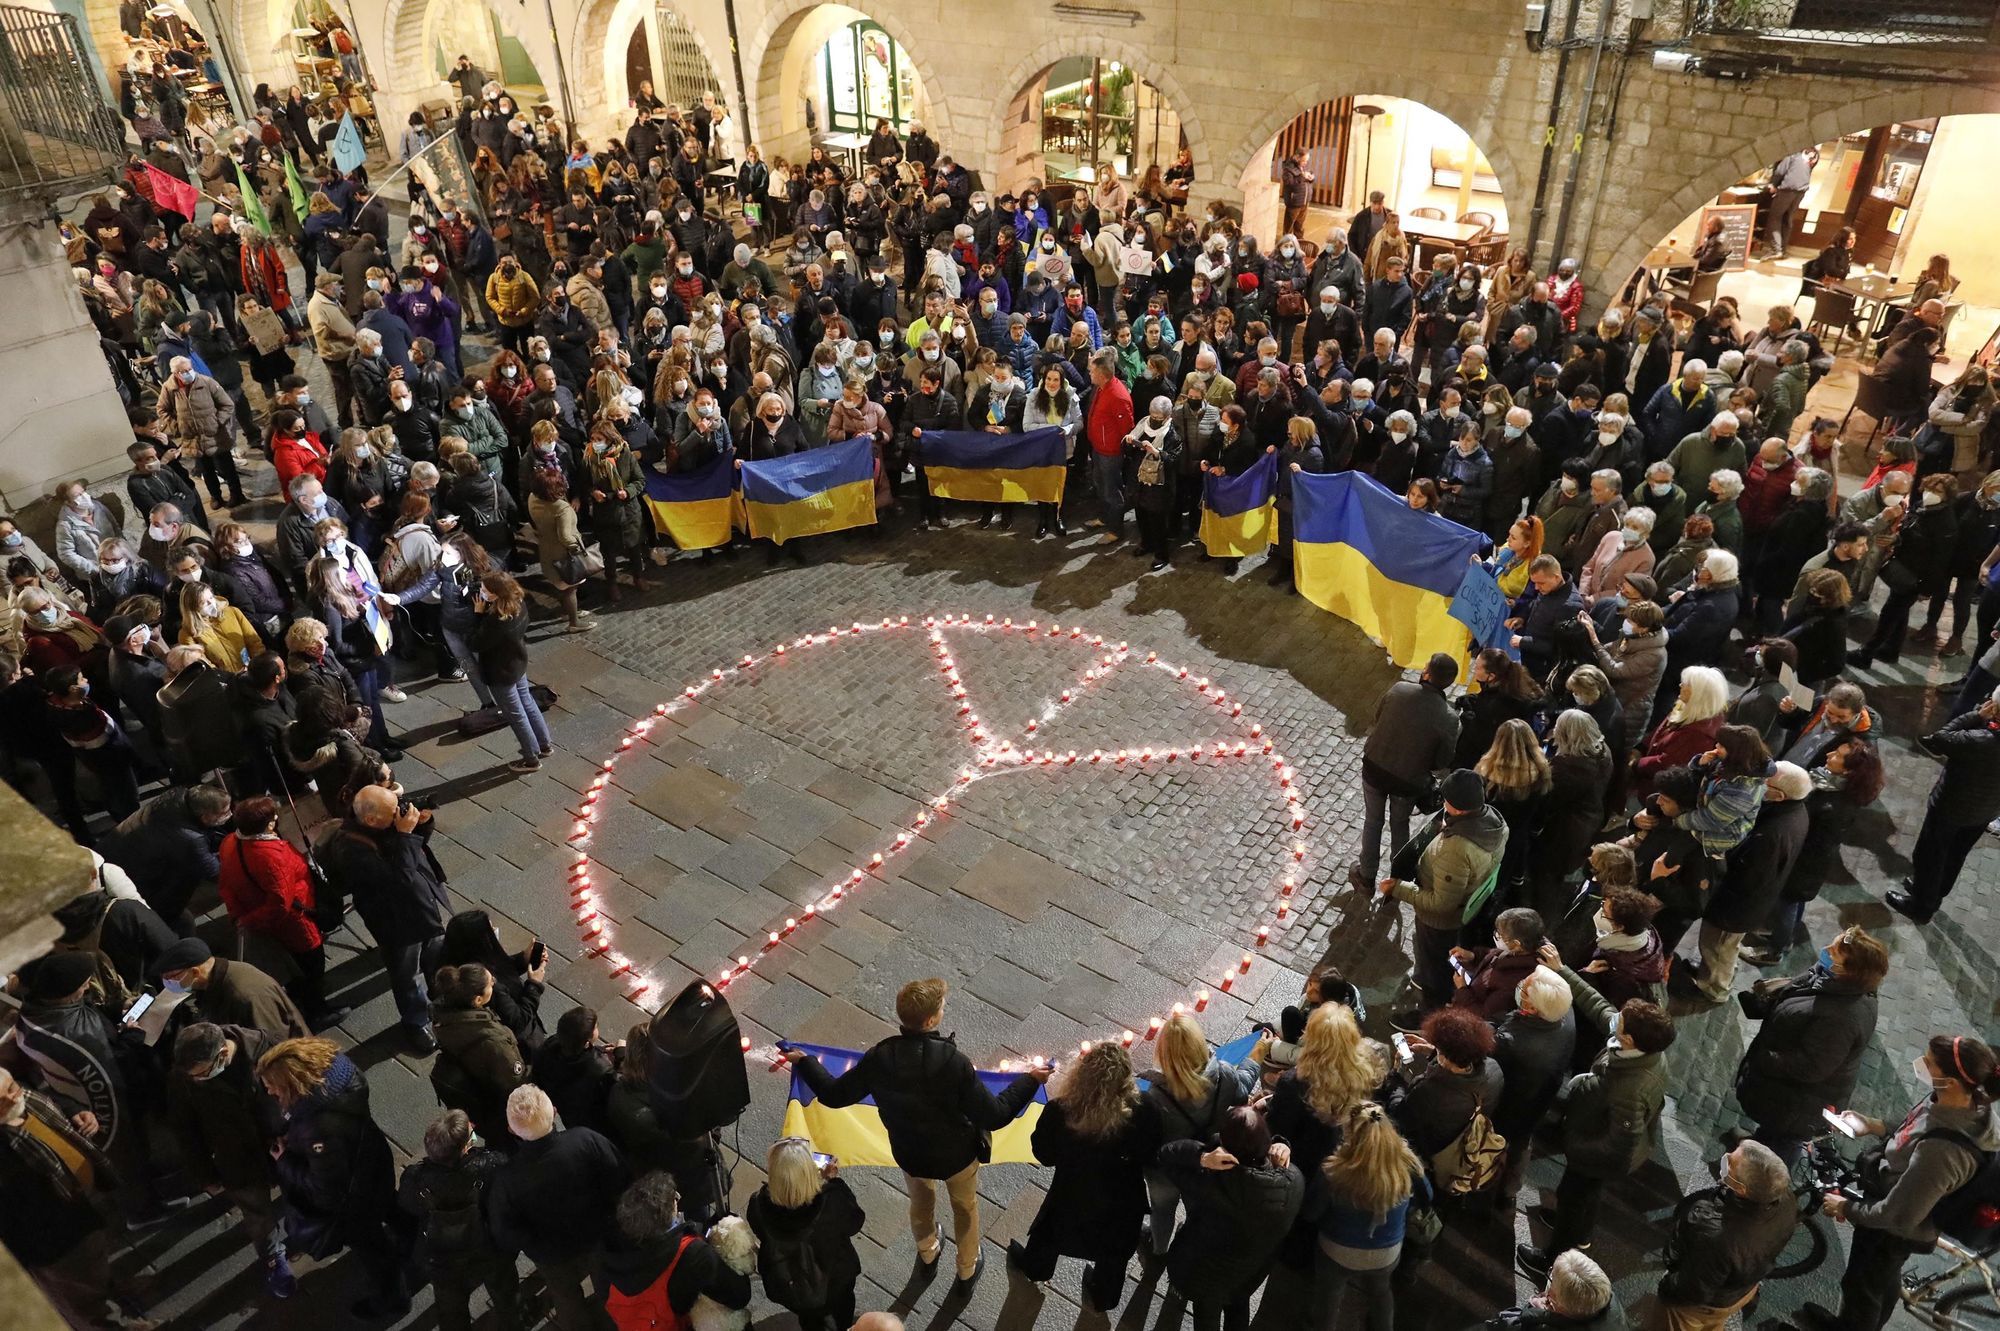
[1322,1102,1420,1225]
[1476,718,1552,798]
[285,617,329,652]
[1154,1013,1214,1106]
[1674,666,1729,723]
[766,1137,824,1209]
[1051,1041,1138,1140]
[1295,1002,1379,1122]
[256,1036,341,1108]
[178,581,223,639]
[506,1085,556,1140]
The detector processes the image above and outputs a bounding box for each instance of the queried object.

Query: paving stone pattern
[130,515,1993,1331]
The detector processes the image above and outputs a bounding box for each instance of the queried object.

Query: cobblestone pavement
[119,499,1996,1331]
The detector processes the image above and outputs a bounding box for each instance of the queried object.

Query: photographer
[1802,1034,2000,1331]
[323,784,449,1053]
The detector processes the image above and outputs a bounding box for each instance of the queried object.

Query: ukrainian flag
[1292,470,1487,670]
[1199,451,1279,558]
[921,427,1067,504]
[781,1040,1046,1167]
[643,451,737,551]
[740,437,877,545]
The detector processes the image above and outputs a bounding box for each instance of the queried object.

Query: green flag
[283,151,311,223]
[232,160,271,236]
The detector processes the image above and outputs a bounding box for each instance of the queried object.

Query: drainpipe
[1548,0,1615,267]
[542,0,577,133]
[721,0,750,141]
[1524,0,1584,261]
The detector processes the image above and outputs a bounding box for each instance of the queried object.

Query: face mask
[392,398,412,413]
[1651,482,1673,496]
[923,348,940,362]
[1816,945,1835,974]
[101,560,127,575]
[677,263,693,276]
[710,366,727,382]
[1352,395,1371,408]
[32,607,58,626]
[1591,909,1615,938]
[1319,300,1337,315]
[1389,428,1410,444]
[196,599,216,619]
[651,284,667,298]
[1561,478,1579,496]
[176,569,202,583]
[502,366,518,379]
[1281,245,1296,258]
[698,403,718,419]
[368,278,386,292]
[401,283,421,294]
[1459,279,1474,292]
[1482,402,1501,417]
[0,532,18,548]
[1599,431,1621,447]
[535,348,551,362]
[162,977,189,994]
[980,299,997,314]
[1915,1054,1943,1089]
[147,523,175,540]
[1622,619,1641,637]
[422,261,440,274]
[1923,491,1943,508]
[322,538,341,553]
[1441,406,1460,420]
[1622,527,1645,547]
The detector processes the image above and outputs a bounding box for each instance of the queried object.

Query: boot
[1942,633,1966,657]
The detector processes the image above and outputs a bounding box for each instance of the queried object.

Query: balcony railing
[0,4,125,211]
[1689,0,2000,44]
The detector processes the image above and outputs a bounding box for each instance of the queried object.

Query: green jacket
[1696,496,1743,555]
[620,236,668,288]
[1762,362,1809,443]
[449,399,510,471]
[1389,806,1508,930]
[1554,962,1668,1178]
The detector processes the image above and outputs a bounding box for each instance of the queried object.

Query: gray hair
[1517,966,1572,1020]
[1730,1140,1792,1204]
[1350,377,1375,396]
[1550,708,1606,759]
[1646,460,1675,482]
[1623,505,1656,534]
[1258,367,1282,388]
[506,1085,556,1141]
[354,329,381,349]
[1150,395,1174,415]
[1547,1251,1613,1317]
[1796,466,1834,503]
[287,472,323,500]
[1680,358,1708,376]
[1709,468,1744,500]
[757,392,787,415]
[1590,468,1623,493]
[1387,409,1416,432]
[1257,337,1280,356]
[1595,413,1626,434]
[1709,410,1740,434]
[1782,338,1811,364]
[1717,349,1745,376]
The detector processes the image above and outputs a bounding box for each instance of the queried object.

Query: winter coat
[1536,748,1613,883]
[1453,685,1543,771]
[1735,968,1877,1139]
[165,1026,281,1191]
[323,817,449,950]
[103,787,222,922]
[486,1126,629,1263]
[190,956,310,1042]
[398,1146,510,1277]
[1579,531,1655,604]
[530,1038,615,1136]
[1665,431,1747,502]
[1592,628,1668,745]
[1452,946,1543,1023]
[1156,1139,1304,1304]
[1492,1009,1577,1142]
[1916,713,2000,827]
[1660,1184,1798,1308]
[1880,500,1959,598]
[584,446,648,551]
[1387,1054,1505,1158]
[431,1002,528,1142]
[794,1030,1040,1180]
[157,372,237,456]
[1585,928,1669,1010]
[1025,1097,1161,1263]
[745,1179,865,1310]
[1553,964,1668,1178]
[1703,798,1807,931]
[1664,581,1742,671]
[1363,679,1460,799]
[271,1054,397,1259]
[485,265,541,328]
[218,832,322,952]
[1390,805,1510,931]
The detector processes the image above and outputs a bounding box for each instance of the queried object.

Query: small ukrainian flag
[1199,451,1279,558]
[643,451,737,551]
[740,437,878,545]
[921,427,1067,505]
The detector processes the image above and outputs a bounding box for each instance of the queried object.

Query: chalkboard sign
[1700,203,1758,273]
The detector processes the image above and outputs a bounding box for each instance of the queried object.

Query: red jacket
[217,832,323,951]
[1087,377,1134,456]
[1633,713,1724,790]
[273,431,329,496]
[1738,455,1797,535]
[241,241,293,313]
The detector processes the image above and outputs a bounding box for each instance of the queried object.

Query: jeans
[907,1161,982,1279]
[442,628,494,706]
[1750,1122,1807,1171]
[1145,1167,1183,1250]
[1313,1246,1395,1331]
[352,658,395,751]
[495,677,551,761]
[1765,188,1805,252]
[1907,799,1985,918]
[1090,450,1125,534]
[223,1182,285,1261]
[384,933,440,1030]
[1357,778,1413,883]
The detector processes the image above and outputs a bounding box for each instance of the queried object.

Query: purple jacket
[388,283,462,367]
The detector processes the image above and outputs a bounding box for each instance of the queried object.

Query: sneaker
[509,757,543,774]
[564,619,598,633]
[538,745,554,758]
[437,668,467,683]
[379,685,409,703]
[265,1253,298,1299]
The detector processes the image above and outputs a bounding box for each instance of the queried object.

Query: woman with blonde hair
[1483,248,1535,344]
[1478,717,1551,896]
[1008,1041,1159,1313]
[1305,1102,1429,1331]
[1267,1002,1382,1177]
[257,1036,407,1316]
[176,580,260,672]
[746,1137,865,1331]
[1633,664,1729,796]
[1144,1012,1255,1254]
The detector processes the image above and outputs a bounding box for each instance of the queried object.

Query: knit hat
[151,936,213,978]
[1441,768,1486,814]
[26,950,98,1001]
[1768,761,1812,801]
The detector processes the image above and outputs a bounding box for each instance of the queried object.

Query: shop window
[822,20,910,134]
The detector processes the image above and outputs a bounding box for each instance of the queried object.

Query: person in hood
[745,1136,865,1330]
[1378,766,1509,1013]
[1803,1033,2000,1331]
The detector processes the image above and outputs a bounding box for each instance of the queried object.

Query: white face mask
[1281,245,1296,257]
[392,397,412,413]
[1598,430,1620,446]
[1319,301,1337,314]
[1561,478,1579,496]
[1389,428,1410,444]
[175,569,201,583]
[1591,909,1615,938]
[502,366,518,379]
[1622,619,1641,636]
[101,560,127,575]
[1441,406,1460,419]
[1923,491,1944,507]
[1483,402,1501,417]
[1458,278,1475,292]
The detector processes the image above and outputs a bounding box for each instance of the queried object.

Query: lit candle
[1239,953,1253,973]
[1256,926,1270,945]
[1195,989,1211,1011]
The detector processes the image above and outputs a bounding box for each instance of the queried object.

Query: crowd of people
[3,87,1999,1331]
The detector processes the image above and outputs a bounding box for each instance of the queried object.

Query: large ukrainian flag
[781,1040,1046,1166]
[1292,470,1486,670]
[740,437,877,545]
[1199,451,1279,558]
[643,451,737,551]
[921,427,1067,504]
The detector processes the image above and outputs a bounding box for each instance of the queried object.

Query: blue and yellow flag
[1199,451,1279,558]
[1292,471,1486,669]
[920,427,1067,505]
[781,1040,1046,1166]
[740,438,877,545]
[644,451,737,550]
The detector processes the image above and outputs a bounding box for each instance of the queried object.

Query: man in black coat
[102,783,231,930]
[323,785,449,1050]
[1492,966,1578,1198]
[1656,1140,1797,1329]
[1507,555,1585,683]
[167,1024,295,1294]
[1893,687,2000,922]
[1690,762,1811,1003]
[1727,927,1886,1167]
[486,1084,631,1330]
[784,978,1047,1295]
[126,430,208,534]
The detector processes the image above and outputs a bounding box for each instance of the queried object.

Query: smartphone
[1449,955,1469,980]
[1391,1033,1414,1064]
[811,1152,835,1170]
[528,939,548,970]
[1823,1107,1859,1137]
[123,992,155,1024]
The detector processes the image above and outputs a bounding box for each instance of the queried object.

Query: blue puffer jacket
[1306,1165,1431,1252]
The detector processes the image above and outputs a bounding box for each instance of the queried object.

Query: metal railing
[1688,0,2000,45]
[0,4,124,210]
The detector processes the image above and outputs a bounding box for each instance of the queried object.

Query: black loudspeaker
[647,979,751,1138]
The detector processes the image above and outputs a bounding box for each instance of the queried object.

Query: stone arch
[377,0,562,121]
[986,37,1210,200]
[1598,83,2000,293]
[569,0,731,138]
[1218,77,1526,236]
[226,0,293,98]
[742,0,958,164]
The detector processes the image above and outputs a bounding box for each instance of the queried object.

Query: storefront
[819,19,915,134]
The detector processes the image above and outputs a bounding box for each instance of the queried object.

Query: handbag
[551,543,604,585]
[1275,281,1307,319]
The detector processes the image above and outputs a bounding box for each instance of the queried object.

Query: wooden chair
[1411,206,1446,220]
[1808,286,1857,356]
[1459,210,1496,230]
[1840,368,1897,454]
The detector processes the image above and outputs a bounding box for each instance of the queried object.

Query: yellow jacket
[486,266,542,328]
[182,603,263,672]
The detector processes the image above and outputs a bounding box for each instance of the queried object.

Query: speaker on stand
[646,979,753,1221]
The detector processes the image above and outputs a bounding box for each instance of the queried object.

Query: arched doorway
[1236,94,1508,261]
[993,55,1184,201]
[745,1,948,169]
[379,0,557,131]
[568,0,728,138]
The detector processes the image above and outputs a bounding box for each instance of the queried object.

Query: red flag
[143,163,199,220]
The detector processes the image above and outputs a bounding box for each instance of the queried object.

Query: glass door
[824,20,907,134]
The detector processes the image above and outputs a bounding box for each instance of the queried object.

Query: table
[1399,215,1486,268]
[1823,275,1919,352]
[820,131,870,178]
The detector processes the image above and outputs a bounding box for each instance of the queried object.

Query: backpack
[758,1228,828,1309]
[605,1233,696,1331]
[414,1171,488,1268]
[1919,1128,2000,1250]
[1430,1101,1507,1196]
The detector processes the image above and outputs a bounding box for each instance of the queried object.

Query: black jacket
[272,1054,397,1259]
[1156,1139,1304,1302]
[1485,1297,1627,1331]
[1704,799,1809,932]
[530,1039,616,1135]
[1735,969,1878,1138]
[1026,1097,1161,1263]
[599,1222,750,1317]
[323,817,449,948]
[166,1025,280,1191]
[795,1030,1040,1180]
[745,1179,865,1307]
[1386,1055,1505,1158]
[399,1146,509,1276]
[471,607,531,688]
[1659,1184,1798,1307]
[1917,713,2000,826]
[103,787,222,924]
[1492,1009,1577,1141]
[486,1126,629,1263]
